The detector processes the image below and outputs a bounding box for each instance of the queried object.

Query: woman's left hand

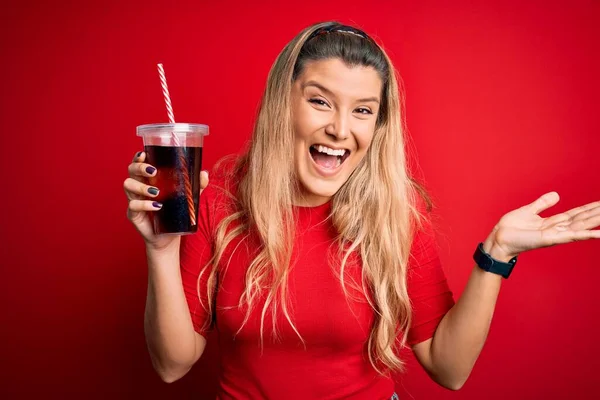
[488,192,600,259]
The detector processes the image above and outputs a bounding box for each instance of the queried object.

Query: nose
[324,111,350,141]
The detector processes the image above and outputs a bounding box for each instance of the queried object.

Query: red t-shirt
[180,162,454,400]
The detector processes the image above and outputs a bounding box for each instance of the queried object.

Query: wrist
[474,238,518,279]
[483,234,517,263]
[146,238,181,260]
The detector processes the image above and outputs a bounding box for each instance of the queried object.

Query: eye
[308,98,330,107]
[355,107,373,115]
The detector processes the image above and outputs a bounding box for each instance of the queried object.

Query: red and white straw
[156,63,196,227]
[157,64,176,124]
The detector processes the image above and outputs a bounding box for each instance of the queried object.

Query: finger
[123,178,137,201]
[128,162,157,178]
[568,202,600,221]
[554,229,600,243]
[200,170,209,190]
[124,187,136,201]
[133,151,146,163]
[123,177,160,199]
[542,212,572,229]
[528,192,560,215]
[128,199,163,213]
[571,211,600,232]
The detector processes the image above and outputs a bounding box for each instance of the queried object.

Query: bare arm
[125,152,209,382]
[412,191,600,389]
[412,234,507,390]
[144,240,206,383]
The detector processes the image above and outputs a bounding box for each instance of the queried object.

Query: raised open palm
[491,192,600,258]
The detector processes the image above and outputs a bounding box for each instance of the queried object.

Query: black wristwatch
[473,242,518,279]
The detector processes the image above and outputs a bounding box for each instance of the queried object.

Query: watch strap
[473,242,517,279]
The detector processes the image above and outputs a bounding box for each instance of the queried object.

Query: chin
[300,178,341,199]
[296,163,353,205]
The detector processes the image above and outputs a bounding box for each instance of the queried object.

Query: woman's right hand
[124,151,209,251]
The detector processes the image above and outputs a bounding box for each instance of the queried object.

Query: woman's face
[290,57,382,207]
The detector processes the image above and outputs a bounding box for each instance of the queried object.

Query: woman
[124,22,600,399]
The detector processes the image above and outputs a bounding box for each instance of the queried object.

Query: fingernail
[135,151,142,158]
[148,187,159,196]
[152,202,162,208]
[146,166,156,175]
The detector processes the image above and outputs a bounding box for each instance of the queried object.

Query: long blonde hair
[198,21,433,375]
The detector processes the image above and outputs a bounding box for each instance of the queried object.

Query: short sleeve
[179,179,220,337]
[406,200,455,346]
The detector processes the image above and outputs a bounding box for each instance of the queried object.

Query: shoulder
[209,153,244,184]
[206,153,243,190]
[408,188,439,260]
[200,154,244,220]
[411,187,435,232]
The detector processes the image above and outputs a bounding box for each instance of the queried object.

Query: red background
[1,0,598,398]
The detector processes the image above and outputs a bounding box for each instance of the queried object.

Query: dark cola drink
[145,145,203,235]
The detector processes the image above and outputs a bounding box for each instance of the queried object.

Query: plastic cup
[136,123,209,235]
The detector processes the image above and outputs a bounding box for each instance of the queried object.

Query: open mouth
[309,144,351,170]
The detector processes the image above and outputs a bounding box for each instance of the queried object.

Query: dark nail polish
[146,166,156,175]
[148,187,159,196]
[152,202,162,209]
[135,151,142,158]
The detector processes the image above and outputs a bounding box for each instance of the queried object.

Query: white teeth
[314,145,347,157]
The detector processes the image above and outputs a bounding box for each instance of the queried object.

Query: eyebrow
[302,80,380,104]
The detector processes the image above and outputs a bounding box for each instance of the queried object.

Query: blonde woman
[124,22,600,400]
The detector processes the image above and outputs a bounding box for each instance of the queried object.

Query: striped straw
[157,64,177,126]
[157,63,196,227]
